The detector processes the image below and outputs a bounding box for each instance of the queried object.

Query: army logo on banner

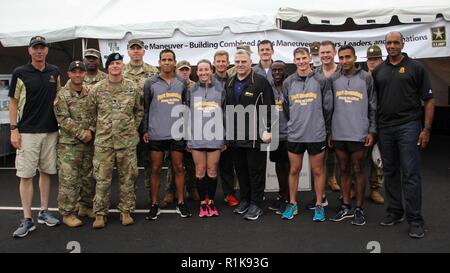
[431,26,446,47]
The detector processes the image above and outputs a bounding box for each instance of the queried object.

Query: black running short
[149,139,186,152]
[287,141,327,156]
[332,141,365,154]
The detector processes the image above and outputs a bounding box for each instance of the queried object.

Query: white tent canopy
[1,0,449,47]
[0,0,278,47]
[277,0,450,25]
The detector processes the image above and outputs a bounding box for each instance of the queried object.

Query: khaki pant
[15,132,58,178]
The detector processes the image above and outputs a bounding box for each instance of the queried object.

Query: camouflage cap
[366,45,383,58]
[29,36,47,47]
[309,41,320,55]
[105,52,124,69]
[84,48,101,59]
[68,60,86,71]
[128,39,144,48]
[176,60,191,70]
[236,43,253,54]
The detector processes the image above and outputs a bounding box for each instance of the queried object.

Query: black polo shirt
[372,53,433,129]
[9,62,61,133]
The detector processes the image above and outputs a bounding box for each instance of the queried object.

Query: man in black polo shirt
[9,36,61,238]
[372,31,435,239]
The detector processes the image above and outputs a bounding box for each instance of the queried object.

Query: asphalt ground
[0,135,449,254]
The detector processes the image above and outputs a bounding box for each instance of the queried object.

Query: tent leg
[81,38,87,58]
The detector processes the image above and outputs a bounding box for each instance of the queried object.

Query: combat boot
[92,215,107,229]
[370,190,385,204]
[327,176,341,192]
[63,214,83,228]
[163,192,174,204]
[188,188,200,201]
[120,212,134,226]
[78,206,95,218]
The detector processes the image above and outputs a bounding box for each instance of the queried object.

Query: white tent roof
[0,0,278,47]
[1,0,449,47]
[277,0,450,25]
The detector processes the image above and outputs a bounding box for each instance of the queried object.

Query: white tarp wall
[99,18,450,66]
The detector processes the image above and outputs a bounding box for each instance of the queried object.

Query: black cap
[68,61,86,71]
[105,52,123,69]
[29,36,47,47]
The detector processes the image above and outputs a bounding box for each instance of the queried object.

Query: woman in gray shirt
[186,59,226,218]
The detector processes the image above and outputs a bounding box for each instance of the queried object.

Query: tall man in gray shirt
[142,49,192,220]
[328,45,377,226]
[281,47,333,222]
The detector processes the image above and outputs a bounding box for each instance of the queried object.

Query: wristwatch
[10,124,18,130]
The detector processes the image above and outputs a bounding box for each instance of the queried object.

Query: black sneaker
[329,205,354,222]
[380,214,405,226]
[351,207,366,226]
[306,197,316,210]
[176,202,192,218]
[233,200,250,214]
[275,199,289,215]
[409,223,425,239]
[306,196,328,210]
[145,204,161,220]
[243,204,263,221]
[268,196,285,211]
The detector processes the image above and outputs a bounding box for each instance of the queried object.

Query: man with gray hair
[227,44,253,78]
[225,49,274,221]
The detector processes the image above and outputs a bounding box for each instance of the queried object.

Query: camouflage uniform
[54,84,94,216]
[84,70,107,87]
[123,62,158,189]
[89,78,144,215]
[65,70,107,89]
[123,62,158,91]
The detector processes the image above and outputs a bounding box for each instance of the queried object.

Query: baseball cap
[366,45,383,58]
[29,36,47,47]
[84,48,101,59]
[236,43,253,54]
[128,39,144,48]
[176,60,191,70]
[68,61,86,71]
[309,41,320,55]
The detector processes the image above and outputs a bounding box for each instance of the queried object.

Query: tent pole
[276,18,282,29]
[81,38,86,59]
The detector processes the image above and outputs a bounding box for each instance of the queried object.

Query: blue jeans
[378,120,424,226]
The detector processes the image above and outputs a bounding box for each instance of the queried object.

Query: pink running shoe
[199,203,209,218]
[208,201,219,217]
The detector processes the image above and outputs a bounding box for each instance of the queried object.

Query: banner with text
[99,18,449,66]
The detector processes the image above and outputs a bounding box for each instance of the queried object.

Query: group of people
[8,31,434,240]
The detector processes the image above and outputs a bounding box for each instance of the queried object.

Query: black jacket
[225,71,275,149]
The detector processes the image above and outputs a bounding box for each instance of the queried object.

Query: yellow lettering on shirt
[157,92,182,105]
[335,90,363,103]
[194,101,220,112]
[291,92,318,106]
[275,99,284,111]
